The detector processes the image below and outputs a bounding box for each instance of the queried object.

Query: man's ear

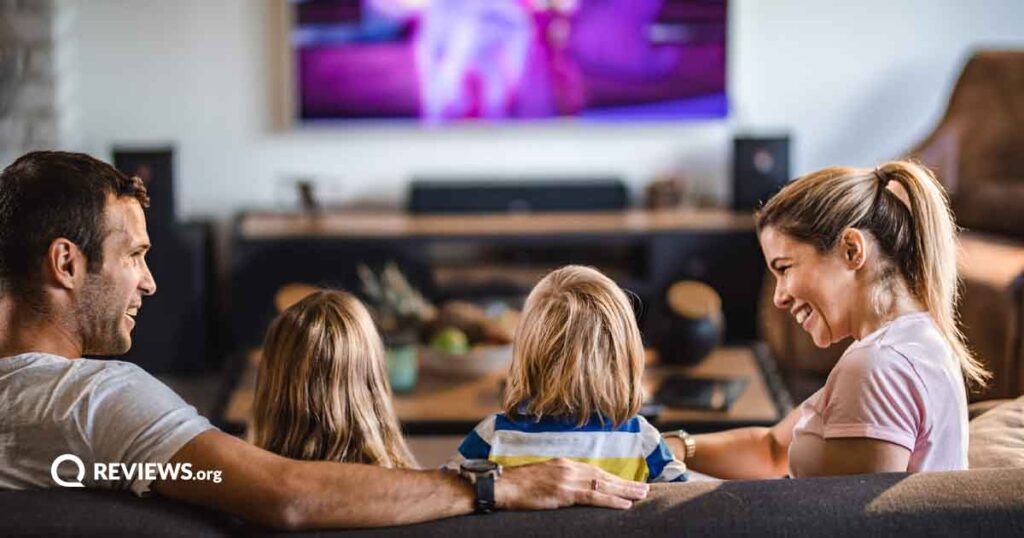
[839,228,868,270]
[46,238,87,290]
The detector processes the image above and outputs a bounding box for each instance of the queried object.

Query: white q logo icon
[51,454,86,488]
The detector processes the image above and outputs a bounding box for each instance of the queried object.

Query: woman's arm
[664,406,801,480]
[664,409,912,479]
[814,438,911,476]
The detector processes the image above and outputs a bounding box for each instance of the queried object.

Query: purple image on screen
[293,0,727,123]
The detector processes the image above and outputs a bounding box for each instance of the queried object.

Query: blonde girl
[454,265,687,483]
[663,160,987,479]
[252,290,416,468]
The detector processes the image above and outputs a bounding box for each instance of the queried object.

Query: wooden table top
[223,345,791,435]
[238,209,755,240]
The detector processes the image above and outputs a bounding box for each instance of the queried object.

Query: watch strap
[665,429,697,461]
[473,474,496,514]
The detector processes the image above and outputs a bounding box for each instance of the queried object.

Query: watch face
[461,459,498,474]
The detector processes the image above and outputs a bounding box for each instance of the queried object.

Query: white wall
[50,0,1024,219]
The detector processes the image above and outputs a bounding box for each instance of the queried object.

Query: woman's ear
[840,228,867,270]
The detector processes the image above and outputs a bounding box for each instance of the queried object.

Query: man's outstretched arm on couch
[153,430,649,531]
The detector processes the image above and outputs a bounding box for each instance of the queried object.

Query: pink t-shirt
[788,312,969,476]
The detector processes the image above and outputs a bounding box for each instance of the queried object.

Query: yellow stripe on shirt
[491,455,650,482]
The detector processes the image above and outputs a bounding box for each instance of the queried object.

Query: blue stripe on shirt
[645,438,676,480]
[457,429,492,460]
[495,414,641,434]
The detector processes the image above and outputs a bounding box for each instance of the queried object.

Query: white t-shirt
[0,353,215,496]
[789,312,969,476]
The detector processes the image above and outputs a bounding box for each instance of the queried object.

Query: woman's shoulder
[831,314,958,401]
[846,313,952,371]
[833,339,920,386]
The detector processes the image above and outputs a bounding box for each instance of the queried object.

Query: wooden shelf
[229,207,765,351]
[432,264,633,292]
[239,209,755,240]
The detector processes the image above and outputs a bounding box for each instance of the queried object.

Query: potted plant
[358,263,436,393]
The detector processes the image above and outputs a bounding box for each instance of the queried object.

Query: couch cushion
[969,399,1012,420]
[970,395,1024,469]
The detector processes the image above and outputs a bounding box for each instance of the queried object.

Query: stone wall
[0,0,56,167]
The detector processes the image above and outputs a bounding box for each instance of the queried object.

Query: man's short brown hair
[0,151,150,298]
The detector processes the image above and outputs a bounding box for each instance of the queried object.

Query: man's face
[77,196,156,356]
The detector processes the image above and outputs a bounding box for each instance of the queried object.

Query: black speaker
[732,136,791,211]
[121,223,214,374]
[408,178,628,214]
[113,147,176,231]
[111,147,216,374]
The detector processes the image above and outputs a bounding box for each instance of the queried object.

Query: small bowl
[420,344,513,378]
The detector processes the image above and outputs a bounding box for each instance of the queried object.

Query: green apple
[430,327,470,355]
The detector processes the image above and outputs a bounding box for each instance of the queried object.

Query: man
[0,152,647,530]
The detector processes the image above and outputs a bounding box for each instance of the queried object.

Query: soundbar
[408,177,628,214]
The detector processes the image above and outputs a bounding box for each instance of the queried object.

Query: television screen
[291,0,728,124]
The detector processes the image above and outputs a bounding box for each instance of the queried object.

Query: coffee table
[221,343,793,436]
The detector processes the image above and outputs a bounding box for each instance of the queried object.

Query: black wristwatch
[459,459,502,514]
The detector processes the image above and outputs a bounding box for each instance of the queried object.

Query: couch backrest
[3,468,1023,537]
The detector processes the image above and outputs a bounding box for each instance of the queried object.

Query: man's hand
[495,458,649,511]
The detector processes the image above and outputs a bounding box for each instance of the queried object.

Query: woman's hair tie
[872,167,890,205]
[874,168,889,187]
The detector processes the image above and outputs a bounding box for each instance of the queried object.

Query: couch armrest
[958,233,1024,400]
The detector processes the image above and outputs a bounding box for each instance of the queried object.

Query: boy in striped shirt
[452,266,687,483]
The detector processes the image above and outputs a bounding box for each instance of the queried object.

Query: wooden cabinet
[229,209,766,353]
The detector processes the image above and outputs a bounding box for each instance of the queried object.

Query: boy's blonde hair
[252,290,416,468]
[503,265,645,427]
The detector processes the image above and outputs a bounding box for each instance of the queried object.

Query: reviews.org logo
[51,454,223,487]
[51,454,86,487]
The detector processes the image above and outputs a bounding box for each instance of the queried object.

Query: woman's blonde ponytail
[878,162,990,389]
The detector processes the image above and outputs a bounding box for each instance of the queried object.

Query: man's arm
[154,430,649,531]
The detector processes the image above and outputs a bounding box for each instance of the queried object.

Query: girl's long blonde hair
[252,290,416,468]
[756,160,989,389]
[503,265,645,427]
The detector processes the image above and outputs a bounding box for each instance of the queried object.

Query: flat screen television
[288,0,728,124]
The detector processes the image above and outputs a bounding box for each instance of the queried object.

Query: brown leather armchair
[910,50,1024,238]
[909,50,1024,400]
[761,50,1024,401]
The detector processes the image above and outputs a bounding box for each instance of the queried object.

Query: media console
[229,208,766,353]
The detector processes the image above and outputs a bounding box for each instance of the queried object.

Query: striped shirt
[454,413,688,483]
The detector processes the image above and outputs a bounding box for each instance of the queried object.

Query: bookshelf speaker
[732,136,790,211]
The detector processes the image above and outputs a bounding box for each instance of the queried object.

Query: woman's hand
[496,458,649,510]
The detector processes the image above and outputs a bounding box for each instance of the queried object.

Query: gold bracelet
[663,429,696,461]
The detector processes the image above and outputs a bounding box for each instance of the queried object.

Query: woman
[664,160,989,478]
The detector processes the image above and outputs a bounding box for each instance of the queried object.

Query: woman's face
[759,226,858,348]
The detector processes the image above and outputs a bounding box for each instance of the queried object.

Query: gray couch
[5,400,1022,536]
[2,468,1023,537]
